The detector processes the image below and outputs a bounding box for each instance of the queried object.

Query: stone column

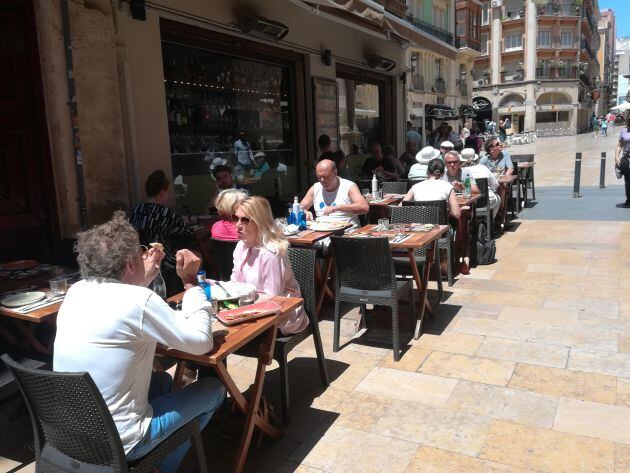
[491,4,502,85]
[524,82,537,131]
[524,0,537,81]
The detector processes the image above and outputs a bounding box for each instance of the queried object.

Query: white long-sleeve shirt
[53,279,213,453]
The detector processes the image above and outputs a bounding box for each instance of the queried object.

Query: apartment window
[471,12,479,39]
[538,30,551,47]
[456,10,465,35]
[560,31,573,47]
[505,33,523,50]
[433,6,446,30]
[481,3,489,25]
[481,32,488,54]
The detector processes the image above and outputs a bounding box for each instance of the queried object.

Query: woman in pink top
[211,189,247,240]
[230,196,308,335]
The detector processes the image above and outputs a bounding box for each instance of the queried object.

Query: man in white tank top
[300,159,369,230]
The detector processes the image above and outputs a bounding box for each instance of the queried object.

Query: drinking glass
[377,218,389,231]
[238,289,256,306]
[49,277,69,296]
[275,217,287,232]
[374,190,383,200]
[394,225,406,239]
[361,188,370,198]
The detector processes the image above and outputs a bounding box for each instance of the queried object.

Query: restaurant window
[161,41,298,213]
[337,78,381,154]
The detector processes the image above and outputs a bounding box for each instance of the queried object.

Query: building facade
[472,0,600,135]
[405,0,481,145]
[616,37,630,105]
[3,0,475,259]
[596,9,615,115]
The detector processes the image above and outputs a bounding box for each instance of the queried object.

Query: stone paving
[4,132,630,472]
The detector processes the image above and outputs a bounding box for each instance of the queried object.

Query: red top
[211,219,238,241]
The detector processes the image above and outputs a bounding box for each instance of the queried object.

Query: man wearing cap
[443,150,479,195]
[433,122,460,149]
[461,148,501,211]
[438,141,455,159]
[408,146,439,181]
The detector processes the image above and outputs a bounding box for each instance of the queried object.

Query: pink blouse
[211,219,238,241]
[230,240,308,335]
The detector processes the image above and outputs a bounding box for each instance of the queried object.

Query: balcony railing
[536,68,580,80]
[538,39,580,49]
[537,2,581,16]
[405,15,454,45]
[458,82,468,96]
[455,37,481,51]
[435,78,446,93]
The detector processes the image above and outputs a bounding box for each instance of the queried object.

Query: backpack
[474,222,496,265]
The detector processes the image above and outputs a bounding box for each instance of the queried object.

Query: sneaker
[616,202,630,208]
[616,165,623,179]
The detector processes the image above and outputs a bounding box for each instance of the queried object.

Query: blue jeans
[126,371,226,473]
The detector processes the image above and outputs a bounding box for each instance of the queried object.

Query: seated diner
[230,196,308,335]
[403,158,461,220]
[211,188,248,240]
[53,211,225,473]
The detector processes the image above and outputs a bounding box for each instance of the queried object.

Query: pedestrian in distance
[614,115,630,208]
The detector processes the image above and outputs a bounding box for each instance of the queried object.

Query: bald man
[300,159,369,230]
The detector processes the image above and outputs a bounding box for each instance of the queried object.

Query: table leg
[516,172,522,214]
[409,244,435,340]
[213,327,282,473]
[316,255,333,316]
[10,319,50,354]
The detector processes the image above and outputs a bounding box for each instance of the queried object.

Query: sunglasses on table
[231,215,251,225]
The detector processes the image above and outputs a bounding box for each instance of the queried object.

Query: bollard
[573,152,581,198]
[599,152,606,189]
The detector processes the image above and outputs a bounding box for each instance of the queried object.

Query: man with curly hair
[53,211,225,473]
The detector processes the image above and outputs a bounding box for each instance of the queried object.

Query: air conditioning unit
[239,15,289,41]
[490,0,502,7]
[366,55,397,72]
[475,79,487,86]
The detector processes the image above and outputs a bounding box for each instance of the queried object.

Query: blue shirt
[479,151,513,173]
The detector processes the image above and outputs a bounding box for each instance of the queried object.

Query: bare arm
[616,140,623,164]
[299,186,315,220]
[448,190,461,220]
[401,188,415,204]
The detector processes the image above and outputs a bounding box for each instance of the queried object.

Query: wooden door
[0,0,57,262]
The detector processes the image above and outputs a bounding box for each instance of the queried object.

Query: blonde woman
[211,189,247,240]
[230,196,308,334]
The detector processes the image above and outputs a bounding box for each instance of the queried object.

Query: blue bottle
[196,270,211,301]
[287,204,295,225]
[298,205,307,230]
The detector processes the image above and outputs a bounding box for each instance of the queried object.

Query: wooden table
[158,295,303,473]
[366,195,404,222]
[351,224,449,338]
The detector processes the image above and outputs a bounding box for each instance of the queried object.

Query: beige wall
[35,0,129,237]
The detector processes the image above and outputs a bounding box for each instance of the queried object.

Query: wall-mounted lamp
[322,49,332,66]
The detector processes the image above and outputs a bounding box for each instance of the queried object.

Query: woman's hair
[214,188,247,217]
[145,170,169,197]
[236,196,288,255]
[427,157,445,177]
[75,211,139,281]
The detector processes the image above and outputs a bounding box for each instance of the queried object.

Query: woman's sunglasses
[231,215,251,225]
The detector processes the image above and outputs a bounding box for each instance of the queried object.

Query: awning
[425,104,458,120]
[472,96,492,112]
[459,105,477,118]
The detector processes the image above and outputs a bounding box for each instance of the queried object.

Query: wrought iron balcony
[537,2,581,16]
[434,78,446,93]
[405,15,454,45]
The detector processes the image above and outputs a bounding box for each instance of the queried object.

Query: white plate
[1,291,46,308]
[212,281,256,302]
[308,222,348,231]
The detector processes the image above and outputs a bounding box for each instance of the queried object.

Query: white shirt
[466,164,499,191]
[53,280,213,453]
[312,177,360,229]
[408,178,454,201]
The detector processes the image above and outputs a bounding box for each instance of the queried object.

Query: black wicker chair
[330,237,415,361]
[510,153,535,205]
[390,206,444,301]
[400,200,454,287]
[381,181,408,195]
[209,238,238,280]
[474,177,494,240]
[1,354,208,473]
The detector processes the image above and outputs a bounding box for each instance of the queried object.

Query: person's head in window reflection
[212,165,234,191]
[145,170,172,206]
[317,134,332,155]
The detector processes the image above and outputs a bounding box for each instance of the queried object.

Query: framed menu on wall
[312,77,339,153]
